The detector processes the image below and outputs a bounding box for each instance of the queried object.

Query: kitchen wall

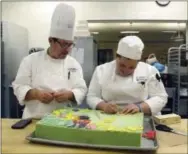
[98,41,180,64]
[2,1,187,49]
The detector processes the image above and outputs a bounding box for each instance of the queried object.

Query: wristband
[136,104,142,112]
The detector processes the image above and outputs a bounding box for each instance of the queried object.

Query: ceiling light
[91,32,99,34]
[162,31,177,33]
[120,31,140,34]
[170,22,185,42]
[170,31,185,42]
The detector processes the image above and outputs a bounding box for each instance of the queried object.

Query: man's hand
[25,89,54,104]
[53,90,74,103]
[35,90,54,104]
[120,104,140,114]
[96,101,118,114]
[104,103,118,114]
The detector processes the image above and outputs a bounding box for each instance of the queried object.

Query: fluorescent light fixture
[173,38,184,42]
[170,31,184,42]
[91,32,99,34]
[162,31,177,33]
[120,31,139,34]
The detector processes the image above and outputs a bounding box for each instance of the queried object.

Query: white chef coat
[12,50,87,119]
[87,60,168,115]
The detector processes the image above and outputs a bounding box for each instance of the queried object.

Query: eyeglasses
[55,39,75,50]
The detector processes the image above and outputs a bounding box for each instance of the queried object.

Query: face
[116,55,138,77]
[49,38,75,59]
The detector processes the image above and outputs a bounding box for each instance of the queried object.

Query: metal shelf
[168,44,188,116]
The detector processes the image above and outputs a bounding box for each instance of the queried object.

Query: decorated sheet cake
[35,108,144,147]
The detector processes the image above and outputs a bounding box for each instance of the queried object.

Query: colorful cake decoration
[72,108,79,112]
[86,123,97,130]
[43,108,143,132]
[35,108,144,147]
[79,115,90,120]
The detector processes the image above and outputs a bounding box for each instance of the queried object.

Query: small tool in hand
[156,124,187,136]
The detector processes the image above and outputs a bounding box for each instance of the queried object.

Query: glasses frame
[53,38,75,50]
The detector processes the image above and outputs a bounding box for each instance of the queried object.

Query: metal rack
[168,44,188,116]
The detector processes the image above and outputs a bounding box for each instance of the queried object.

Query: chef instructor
[12,3,87,119]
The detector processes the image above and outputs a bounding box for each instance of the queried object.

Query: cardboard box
[153,113,181,125]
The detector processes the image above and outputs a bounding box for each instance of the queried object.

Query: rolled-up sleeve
[71,63,87,105]
[87,67,104,109]
[12,56,32,106]
[145,67,168,115]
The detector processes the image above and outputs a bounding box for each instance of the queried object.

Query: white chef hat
[49,3,75,41]
[117,36,144,60]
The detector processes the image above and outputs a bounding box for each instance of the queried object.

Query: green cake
[35,108,144,147]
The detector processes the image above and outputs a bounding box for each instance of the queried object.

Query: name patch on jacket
[136,76,147,86]
[68,68,77,72]
[136,76,147,82]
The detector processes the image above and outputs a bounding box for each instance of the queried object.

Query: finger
[129,108,138,114]
[50,91,55,95]
[104,105,113,114]
[49,93,55,98]
[110,104,118,111]
[123,107,134,114]
[108,105,117,114]
[44,94,53,102]
[121,107,128,114]
[53,92,62,97]
[41,98,50,104]
[56,95,67,103]
[121,104,133,113]
[56,94,65,100]
[44,92,53,97]
[111,104,118,109]
[48,96,54,102]
[54,96,62,102]
[45,94,53,102]
[38,93,47,103]
[47,93,54,99]
[55,97,62,102]
[43,93,54,102]
[108,108,116,114]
